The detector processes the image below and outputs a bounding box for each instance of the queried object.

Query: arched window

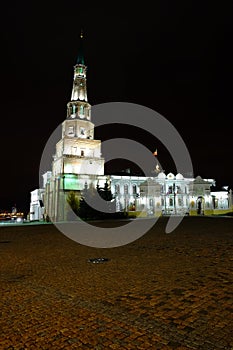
[68,126,74,135]
[78,67,83,75]
[72,105,76,114]
[168,186,173,194]
[178,198,183,206]
[132,184,137,194]
[124,184,128,194]
[80,105,84,115]
[115,184,120,194]
[87,109,90,119]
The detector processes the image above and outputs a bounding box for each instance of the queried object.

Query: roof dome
[167,172,175,179]
[157,172,166,179]
[176,173,184,180]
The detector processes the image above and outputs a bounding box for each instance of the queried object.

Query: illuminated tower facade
[52,32,104,177]
[38,32,106,221]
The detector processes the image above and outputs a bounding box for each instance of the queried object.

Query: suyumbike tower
[43,32,105,221]
[52,31,104,178]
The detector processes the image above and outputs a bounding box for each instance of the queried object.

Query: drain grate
[88,258,109,264]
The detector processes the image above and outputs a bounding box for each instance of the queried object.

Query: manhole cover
[5,274,26,282]
[88,258,109,264]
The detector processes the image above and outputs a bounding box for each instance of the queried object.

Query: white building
[30,189,45,221]
[30,34,233,221]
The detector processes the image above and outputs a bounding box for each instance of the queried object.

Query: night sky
[1,2,233,212]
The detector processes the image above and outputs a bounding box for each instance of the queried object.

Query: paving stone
[0,217,233,349]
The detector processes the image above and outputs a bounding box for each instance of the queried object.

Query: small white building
[29,189,45,221]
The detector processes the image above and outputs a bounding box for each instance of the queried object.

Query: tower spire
[77,29,85,65]
[67,29,90,120]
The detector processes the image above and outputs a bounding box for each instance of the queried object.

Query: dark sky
[1,2,233,212]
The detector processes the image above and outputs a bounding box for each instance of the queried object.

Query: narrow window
[115,184,120,194]
[68,126,74,135]
[80,127,85,136]
[132,184,137,194]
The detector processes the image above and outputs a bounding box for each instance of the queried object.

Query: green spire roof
[77,30,85,65]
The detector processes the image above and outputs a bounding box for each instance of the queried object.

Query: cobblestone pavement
[0,217,233,349]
